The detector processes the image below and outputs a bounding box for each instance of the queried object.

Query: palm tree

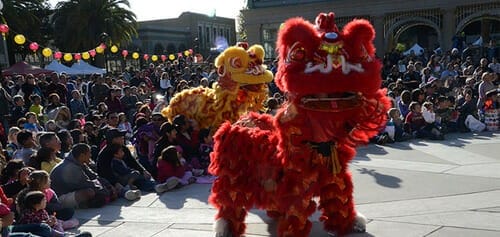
[1,0,51,64]
[51,0,137,52]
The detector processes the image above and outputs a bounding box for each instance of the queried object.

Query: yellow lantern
[42,48,52,58]
[132,52,139,60]
[151,55,158,62]
[184,50,190,56]
[82,52,90,60]
[168,54,175,61]
[63,53,73,62]
[110,45,118,53]
[14,34,26,45]
[96,46,104,54]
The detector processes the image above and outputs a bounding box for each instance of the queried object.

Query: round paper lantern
[184,50,190,56]
[168,54,175,61]
[54,51,62,60]
[42,48,52,58]
[89,49,96,57]
[82,52,90,60]
[121,50,128,58]
[132,52,139,60]
[63,53,73,62]
[151,55,158,62]
[96,46,104,54]
[143,54,149,61]
[74,53,81,60]
[110,45,118,53]
[14,34,26,45]
[29,42,39,52]
[0,24,8,39]
[188,48,193,54]
[161,55,167,62]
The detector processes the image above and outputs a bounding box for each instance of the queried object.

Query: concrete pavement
[68,131,500,237]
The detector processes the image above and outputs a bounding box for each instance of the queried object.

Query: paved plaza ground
[68,131,500,237]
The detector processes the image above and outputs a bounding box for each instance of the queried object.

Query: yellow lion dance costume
[161,44,273,129]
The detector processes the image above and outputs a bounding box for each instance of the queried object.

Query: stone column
[441,8,456,52]
[372,15,385,57]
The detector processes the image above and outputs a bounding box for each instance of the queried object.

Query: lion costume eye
[230,57,242,68]
[287,42,306,62]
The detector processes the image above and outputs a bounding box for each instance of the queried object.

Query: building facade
[132,12,236,58]
[243,0,500,59]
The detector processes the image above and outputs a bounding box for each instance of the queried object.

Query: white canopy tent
[403,43,424,56]
[45,60,81,75]
[70,61,106,75]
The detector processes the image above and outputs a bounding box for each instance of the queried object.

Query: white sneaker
[124,190,141,201]
[155,179,179,193]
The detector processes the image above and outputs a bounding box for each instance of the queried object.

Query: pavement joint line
[370,208,489,219]
[356,188,500,205]
[149,223,175,237]
[423,225,444,237]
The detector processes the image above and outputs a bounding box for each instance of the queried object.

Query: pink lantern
[121,50,128,58]
[99,43,107,49]
[89,49,96,57]
[177,52,182,57]
[29,42,39,52]
[143,54,149,61]
[161,55,167,62]
[54,51,62,60]
[188,48,193,54]
[74,53,82,60]
[0,24,8,39]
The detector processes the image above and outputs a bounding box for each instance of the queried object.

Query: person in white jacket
[422,102,445,139]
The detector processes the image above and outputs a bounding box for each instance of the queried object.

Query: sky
[48,0,246,21]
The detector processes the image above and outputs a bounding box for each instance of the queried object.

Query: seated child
[435,96,458,133]
[16,170,77,228]
[109,144,155,193]
[386,108,411,142]
[422,102,445,140]
[405,101,442,140]
[482,89,499,131]
[197,128,214,175]
[19,191,65,237]
[155,146,196,193]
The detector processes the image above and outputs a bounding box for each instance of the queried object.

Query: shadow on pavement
[357,168,402,189]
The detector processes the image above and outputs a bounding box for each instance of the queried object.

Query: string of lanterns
[0,23,195,63]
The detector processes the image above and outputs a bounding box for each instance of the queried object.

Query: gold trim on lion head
[215,44,273,85]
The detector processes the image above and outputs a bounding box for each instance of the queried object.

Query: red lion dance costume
[209,12,391,237]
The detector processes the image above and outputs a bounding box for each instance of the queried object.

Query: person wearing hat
[96,128,154,191]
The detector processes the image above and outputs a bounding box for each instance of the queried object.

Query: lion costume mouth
[298,92,363,112]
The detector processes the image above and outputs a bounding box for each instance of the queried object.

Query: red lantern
[121,50,128,58]
[89,49,96,58]
[74,53,82,60]
[143,54,149,61]
[161,55,167,62]
[0,24,8,39]
[29,42,39,52]
[54,51,62,60]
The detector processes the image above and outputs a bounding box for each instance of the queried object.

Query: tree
[1,0,51,64]
[51,0,137,52]
[237,6,247,41]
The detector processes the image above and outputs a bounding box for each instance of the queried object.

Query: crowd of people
[372,42,499,144]
[0,40,498,236]
[0,58,218,236]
